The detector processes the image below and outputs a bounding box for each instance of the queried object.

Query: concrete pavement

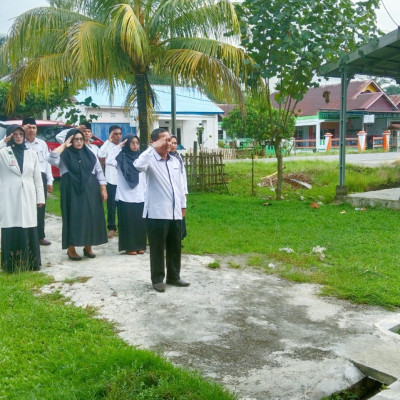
[39,215,400,400]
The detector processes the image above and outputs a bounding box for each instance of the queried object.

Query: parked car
[0,120,104,177]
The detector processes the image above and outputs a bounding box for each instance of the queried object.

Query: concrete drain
[321,363,397,400]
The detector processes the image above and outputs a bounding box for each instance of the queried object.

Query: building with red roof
[294,79,400,150]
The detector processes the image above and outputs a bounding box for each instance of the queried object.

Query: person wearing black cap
[0,125,45,272]
[22,117,53,246]
[48,128,108,260]
[82,121,99,157]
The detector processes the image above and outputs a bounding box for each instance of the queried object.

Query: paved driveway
[226,152,400,167]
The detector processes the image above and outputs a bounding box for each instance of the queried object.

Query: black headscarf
[115,134,140,189]
[60,128,97,194]
[6,124,27,173]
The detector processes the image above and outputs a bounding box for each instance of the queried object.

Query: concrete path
[38,215,400,400]
[345,188,400,209]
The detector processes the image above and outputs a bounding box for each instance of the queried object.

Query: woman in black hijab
[48,128,108,260]
[0,125,45,272]
[107,134,146,255]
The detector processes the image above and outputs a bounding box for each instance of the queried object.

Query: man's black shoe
[153,282,166,292]
[166,279,190,287]
[39,238,51,246]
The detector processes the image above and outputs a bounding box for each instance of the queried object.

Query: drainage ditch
[320,362,397,400]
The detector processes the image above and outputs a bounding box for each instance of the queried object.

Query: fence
[294,139,317,150]
[199,147,236,159]
[372,136,383,149]
[182,152,228,192]
[330,138,358,148]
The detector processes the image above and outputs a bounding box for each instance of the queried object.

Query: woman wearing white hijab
[0,124,44,272]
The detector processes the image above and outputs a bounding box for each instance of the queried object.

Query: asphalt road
[226,151,400,167]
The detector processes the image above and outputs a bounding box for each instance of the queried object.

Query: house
[294,80,400,150]
[55,85,223,150]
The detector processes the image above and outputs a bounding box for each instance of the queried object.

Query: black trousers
[37,173,47,240]
[146,218,182,284]
[106,183,117,231]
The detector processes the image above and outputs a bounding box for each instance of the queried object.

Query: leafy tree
[0,81,71,120]
[222,99,295,150]
[1,0,252,147]
[237,0,380,199]
[222,101,295,141]
[0,80,99,125]
[55,96,100,126]
[383,85,400,95]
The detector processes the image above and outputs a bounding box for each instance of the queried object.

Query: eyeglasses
[72,138,84,142]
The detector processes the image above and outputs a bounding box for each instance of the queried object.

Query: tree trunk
[136,74,150,148]
[275,142,283,200]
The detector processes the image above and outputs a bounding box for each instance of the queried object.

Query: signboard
[363,114,375,124]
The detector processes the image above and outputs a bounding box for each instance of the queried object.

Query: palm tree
[1,0,251,146]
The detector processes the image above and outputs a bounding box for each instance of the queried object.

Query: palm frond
[150,0,240,40]
[166,37,254,78]
[158,49,244,105]
[107,4,149,66]
[5,7,89,67]
[66,20,110,79]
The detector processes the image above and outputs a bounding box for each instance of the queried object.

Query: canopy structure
[320,28,400,197]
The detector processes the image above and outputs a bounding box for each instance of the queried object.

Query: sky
[1,0,400,35]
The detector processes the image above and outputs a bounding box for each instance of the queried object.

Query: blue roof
[75,85,223,115]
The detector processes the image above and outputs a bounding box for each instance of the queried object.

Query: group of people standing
[0,119,188,292]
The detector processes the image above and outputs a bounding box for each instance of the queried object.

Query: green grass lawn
[0,273,236,400]
[181,159,400,309]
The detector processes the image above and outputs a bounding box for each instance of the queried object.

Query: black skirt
[1,227,41,273]
[117,201,146,252]
[60,173,107,249]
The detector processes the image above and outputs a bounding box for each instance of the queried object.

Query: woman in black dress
[48,129,108,260]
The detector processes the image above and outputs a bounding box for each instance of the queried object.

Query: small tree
[237,0,380,199]
[222,99,295,195]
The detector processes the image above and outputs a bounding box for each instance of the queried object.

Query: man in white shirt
[98,125,122,238]
[82,121,99,156]
[22,117,53,246]
[134,128,189,292]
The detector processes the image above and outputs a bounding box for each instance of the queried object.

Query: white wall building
[53,85,223,151]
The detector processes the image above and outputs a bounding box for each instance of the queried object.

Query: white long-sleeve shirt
[47,151,106,185]
[25,137,54,185]
[134,146,186,220]
[86,143,99,157]
[98,140,119,185]
[107,146,146,203]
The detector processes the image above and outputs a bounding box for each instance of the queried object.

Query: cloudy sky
[1,0,399,35]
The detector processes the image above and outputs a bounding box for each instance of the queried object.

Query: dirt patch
[259,172,313,189]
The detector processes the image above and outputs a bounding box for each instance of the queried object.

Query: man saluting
[22,117,53,246]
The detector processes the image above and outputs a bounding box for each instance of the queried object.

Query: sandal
[126,251,137,255]
[138,250,145,254]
